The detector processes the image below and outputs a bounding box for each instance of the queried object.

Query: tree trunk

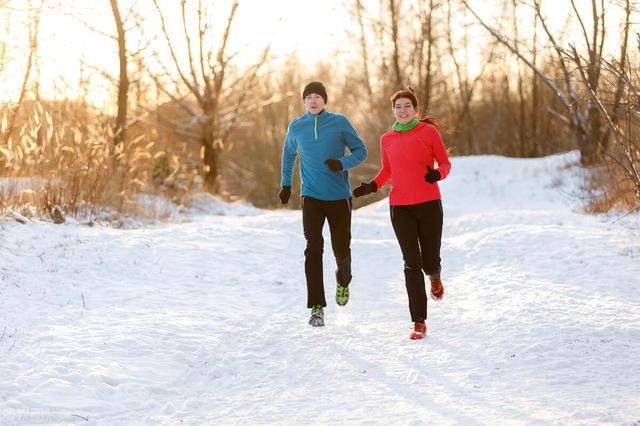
[355,0,374,99]
[423,0,435,112]
[110,0,128,147]
[389,0,402,89]
[202,115,220,192]
[4,0,41,144]
[202,141,219,192]
[578,132,599,166]
[530,11,539,157]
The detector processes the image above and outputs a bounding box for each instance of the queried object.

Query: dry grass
[584,159,640,214]
[0,101,169,224]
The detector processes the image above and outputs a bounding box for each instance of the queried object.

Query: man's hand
[279,186,291,204]
[325,159,343,172]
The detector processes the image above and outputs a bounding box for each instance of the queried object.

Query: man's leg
[326,198,352,286]
[302,196,327,308]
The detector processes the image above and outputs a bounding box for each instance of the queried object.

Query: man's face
[304,93,326,115]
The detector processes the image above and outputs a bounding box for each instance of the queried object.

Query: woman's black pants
[390,199,443,322]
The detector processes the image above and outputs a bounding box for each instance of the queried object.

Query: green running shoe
[309,304,325,327]
[336,283,350,306]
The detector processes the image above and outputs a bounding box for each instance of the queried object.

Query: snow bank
[182,192,262,217]
[1,151,638,424]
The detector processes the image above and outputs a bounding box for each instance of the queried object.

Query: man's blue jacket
[281,110,367,201]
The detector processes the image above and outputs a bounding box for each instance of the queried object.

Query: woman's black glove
[425,166,441,183]
[353,181,377,197]
[279,186,291,204]
[325,159,343,172]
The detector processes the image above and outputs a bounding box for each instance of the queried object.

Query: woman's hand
[425,166,441,183]
[353,181,377,197]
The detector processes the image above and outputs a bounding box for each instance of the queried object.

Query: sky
[0,0,632,106]
[0,0,352,105]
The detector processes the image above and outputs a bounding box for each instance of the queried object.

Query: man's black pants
[390,199,443,322]
[302,196,352,308]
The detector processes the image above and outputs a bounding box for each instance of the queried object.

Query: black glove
[353,181,377,198]
[425,166,441,183]
[278,186,291,204]
[325,159,343,172]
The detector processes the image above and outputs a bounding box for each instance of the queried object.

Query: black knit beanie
[302,81,328,104]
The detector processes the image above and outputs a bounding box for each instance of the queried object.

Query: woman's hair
[390,87,449,134]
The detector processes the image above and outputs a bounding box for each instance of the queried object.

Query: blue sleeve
[338,117,367,170]
[280,124,298,187]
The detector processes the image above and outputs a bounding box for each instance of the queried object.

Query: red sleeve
[426,125,451,180]
[372,137,391,189]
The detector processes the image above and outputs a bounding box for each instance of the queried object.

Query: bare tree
[597,0,632,145]
[567,0,639,208]
[412,0,438,111]
[388,0,403,89]
[445,0,495,153]
[222,56,301,207]
[109,0,128,147]
[150,0,268,192]
[72,1,153,147]
[0,7,8,75]
[354,0,374,99]
[529,7,541,157]
[511,0,527,156]
[3,0,43,145]
[463,0,624,166]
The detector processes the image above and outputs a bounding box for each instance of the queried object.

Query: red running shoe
[430,277,444,301]
[410,322,427,340]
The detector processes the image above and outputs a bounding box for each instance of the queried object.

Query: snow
[1,151,639,425]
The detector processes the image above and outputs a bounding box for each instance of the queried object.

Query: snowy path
[1,153,639,425]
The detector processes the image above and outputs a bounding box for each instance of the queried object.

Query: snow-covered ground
[1,152,639,425]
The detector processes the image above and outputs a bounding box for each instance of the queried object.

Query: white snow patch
[0,151,639,424]
[182,192,262,217]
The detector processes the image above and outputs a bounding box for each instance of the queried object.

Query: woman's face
[393,97,416,125]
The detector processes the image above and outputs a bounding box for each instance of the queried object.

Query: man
[279,81,367,327]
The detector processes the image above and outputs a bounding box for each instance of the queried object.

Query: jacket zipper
[314,114,318,140]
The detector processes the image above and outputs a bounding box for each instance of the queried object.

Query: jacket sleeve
[372,137,391,189]
[280,124,298,187]
[338,117,367,170]
[426,125,451,180]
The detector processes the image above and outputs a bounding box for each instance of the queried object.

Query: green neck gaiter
[392,118,419,132]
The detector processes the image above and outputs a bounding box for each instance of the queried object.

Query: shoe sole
[336,285,349,307]
[309,316,325,327]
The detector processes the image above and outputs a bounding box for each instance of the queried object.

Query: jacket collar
[305,108,328,121]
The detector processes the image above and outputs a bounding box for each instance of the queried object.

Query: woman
[353,87,451,340]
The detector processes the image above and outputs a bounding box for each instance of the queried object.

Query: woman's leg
[390,205,427,322]
[416,200,443,279]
